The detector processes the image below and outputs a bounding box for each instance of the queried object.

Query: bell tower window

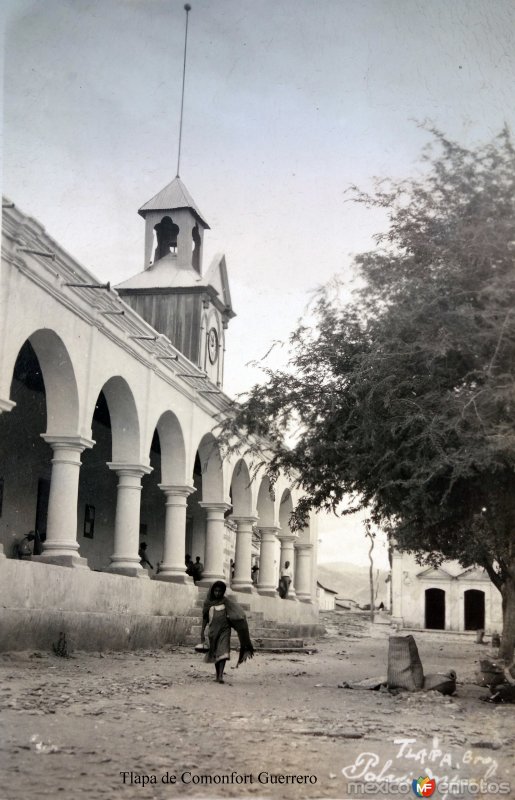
[153,215,179,262]
[192,224,201,272]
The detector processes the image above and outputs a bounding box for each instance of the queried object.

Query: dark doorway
[464,589,485,630]
[425,588,445,629]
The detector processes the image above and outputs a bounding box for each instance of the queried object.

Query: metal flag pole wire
[176,4,192,178]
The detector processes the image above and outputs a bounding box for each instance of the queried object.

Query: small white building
[316,581,339,611]
[391,551,502,633]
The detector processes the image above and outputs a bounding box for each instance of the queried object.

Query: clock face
[208,327,218,364]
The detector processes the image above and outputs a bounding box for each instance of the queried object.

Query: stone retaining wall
[0,559,320,652]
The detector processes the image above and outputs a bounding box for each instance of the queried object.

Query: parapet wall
[0,559,319,652]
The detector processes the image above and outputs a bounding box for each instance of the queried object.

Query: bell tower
[115,4,235,386]
[139,176,208,273]
[115,179,235,385]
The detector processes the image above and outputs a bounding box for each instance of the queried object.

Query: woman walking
[200,581,254,683]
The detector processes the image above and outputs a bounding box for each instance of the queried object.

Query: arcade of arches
[0,335,315,599]
[0,199,318,652]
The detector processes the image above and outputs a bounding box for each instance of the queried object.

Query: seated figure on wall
[13,532,35,560]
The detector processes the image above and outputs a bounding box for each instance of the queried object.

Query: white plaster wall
[317,587,336,611]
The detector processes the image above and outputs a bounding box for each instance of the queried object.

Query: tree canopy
[219,127,515,659]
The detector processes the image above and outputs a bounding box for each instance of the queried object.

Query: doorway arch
[464,589,485,631]
[425,588,445,629]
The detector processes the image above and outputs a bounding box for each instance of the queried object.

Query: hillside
[317,561,390,606]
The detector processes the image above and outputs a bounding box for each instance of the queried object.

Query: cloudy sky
[3,0,515,566]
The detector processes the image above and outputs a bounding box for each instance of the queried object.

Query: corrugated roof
[316,580,339,594]
[138,177,210,229]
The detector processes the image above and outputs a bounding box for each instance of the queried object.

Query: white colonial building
[0,179,319,651]
[391,550,502,634]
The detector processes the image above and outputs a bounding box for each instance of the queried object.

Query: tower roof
[138,176,210,229]
[115,254,202,291]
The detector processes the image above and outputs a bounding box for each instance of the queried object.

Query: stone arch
[279,488,293,533]
[154,410,187,485]
[9,329,80,435]
[94,376,141,464]
[196,432,224,503]
[256,475,275,526]
[229,459,253,516]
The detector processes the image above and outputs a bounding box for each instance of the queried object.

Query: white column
[232,516,257,594]
[155,484,195,583]
[0,398,15,561]
[107,463,152,578]
[36,435,94,568]
[198,502,230,584]
[258,526,280,597]
[279,534,297,600]
[294,543,313,602]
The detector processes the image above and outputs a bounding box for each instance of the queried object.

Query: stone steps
[186,607,314,629]
[181,587,314,651]
[182,632,305,650]
[186,623,298,639]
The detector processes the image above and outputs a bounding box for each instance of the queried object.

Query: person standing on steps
[200,581,254,684]
[191,555,204,583]
[138,542,153,571]
[279,560,292,598]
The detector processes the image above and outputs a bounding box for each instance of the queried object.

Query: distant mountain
[317,561,390,606]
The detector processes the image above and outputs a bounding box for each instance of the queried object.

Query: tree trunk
[367,534,375,623]
[499,572,515,663]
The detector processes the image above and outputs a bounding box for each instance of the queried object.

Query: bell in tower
[137,175,208,273]
[154,215,179,261]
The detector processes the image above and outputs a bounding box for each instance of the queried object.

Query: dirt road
[0,613,512,800]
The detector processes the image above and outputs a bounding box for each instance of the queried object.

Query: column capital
[231,515,258,527]
[0,398,16,413]
[295,542,313,552]
[158,484,195,498]
[198,501,231,514]
[258,525,280,538]
[42,434,95,452]
[277,532,298,543]
[107,462,153,477]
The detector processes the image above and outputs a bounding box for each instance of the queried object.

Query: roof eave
[138,205,210,230]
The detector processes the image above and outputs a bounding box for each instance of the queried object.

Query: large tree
[219,128,515,661]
